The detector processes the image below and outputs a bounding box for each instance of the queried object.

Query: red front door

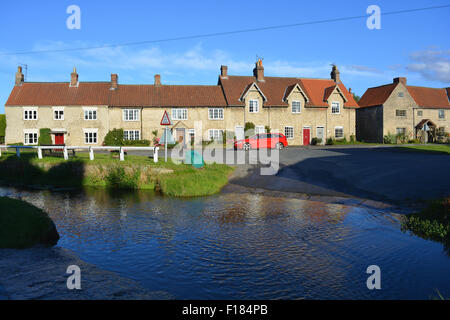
[303,128,310,145]
[55,133,64,145]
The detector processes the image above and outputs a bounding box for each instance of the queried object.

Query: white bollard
[37,147,43,159]
[119,147,125,161]
[89,147,94,160]
[63,147,69,160]
[154,147,158,163]
[16,147,20,158]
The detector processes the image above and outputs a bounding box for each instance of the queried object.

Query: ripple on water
[1,187,449,299]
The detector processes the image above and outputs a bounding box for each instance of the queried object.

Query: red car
[234,133,288,150]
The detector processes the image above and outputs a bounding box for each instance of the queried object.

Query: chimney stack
[70,67,79,87]
[253,59,264,82]
[349,88,352,94]
[220,65,228,78]
[393,77,407,85]
[154,74,161,87]
[331,65,341,83]
[15,66,24,86]
[110,74,118,90]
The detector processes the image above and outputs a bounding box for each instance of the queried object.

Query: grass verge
[397,144,450,155]
[401,198,450,246]
[0,152,234,197]
[0,197,59,249]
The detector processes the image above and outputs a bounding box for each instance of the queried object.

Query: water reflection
[1,186,449,299]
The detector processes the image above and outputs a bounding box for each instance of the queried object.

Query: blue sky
[0,0,449,113]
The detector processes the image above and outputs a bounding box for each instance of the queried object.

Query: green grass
[401,198,450,245]
[0,151,234,197]
[0,197,60,249]
[397,144,450,155]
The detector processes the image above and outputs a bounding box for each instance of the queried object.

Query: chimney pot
[70,67,79,87]
[393,77,407,85]
[15,66,24,86]
[110,74,118,90]
[253,59,264,81]
[220,65,228,78]
[331,65,341,83]
[154,74,161,87]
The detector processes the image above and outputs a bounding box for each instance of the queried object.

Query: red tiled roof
[5,72,358,109]
[6,83,227,107]
[407,86,450,109]
[358,83,450,109]
[219,76,358,108]
[358,83,398,108]
[5,82,111,106]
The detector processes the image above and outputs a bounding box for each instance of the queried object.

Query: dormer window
[292,101,301,113]
[249,99,259,113]
[331,101,340,114]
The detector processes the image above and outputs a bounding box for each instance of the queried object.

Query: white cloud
[406,49,450,83]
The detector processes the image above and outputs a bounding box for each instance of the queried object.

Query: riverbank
[0,197,59,248]
[402,198,450,248]
[0,247,173,300]
[0,152,234,197]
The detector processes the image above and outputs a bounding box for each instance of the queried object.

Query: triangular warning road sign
[160,110,171,126]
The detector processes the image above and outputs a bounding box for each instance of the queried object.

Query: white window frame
[23,107,38,120]
[208,108,224,120]
[123,108,140,121]
[53,107,65,121]
[208,129,224,141]
[123,130,141,141]
[255,126,265,134]
[438,109,445,119]
[284,126,294,139]
[249,99,259,113]
[335,126,344,139]
[171,108,187,121]
[188,129,195,142]
[331,101,340,114]
[396,109,406,117]
[83,128,98,144]
[83,107,98,120]
[292,100,301,113]
[24,129,38,145]
[396,127,406,135]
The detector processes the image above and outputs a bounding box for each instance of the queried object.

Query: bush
[123,139,151,146]
[383,132,396,144]
[106,166,139,189]
[245,122,255,138]
[103,128,124,146]
[311,137,322,145]
[350,135,356,143]
[265,126,271,134]
[326,137,335,145]
[0,114,5,139]
[38,128,52,145]
[408,139,421,144]
[402,198,450,244]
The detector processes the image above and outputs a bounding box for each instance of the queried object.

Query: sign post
[160,110,172,162]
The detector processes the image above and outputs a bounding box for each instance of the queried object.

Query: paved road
[93,145,450,205]
[227,146,450,205]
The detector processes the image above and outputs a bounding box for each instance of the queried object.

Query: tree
[352,93,361,102]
